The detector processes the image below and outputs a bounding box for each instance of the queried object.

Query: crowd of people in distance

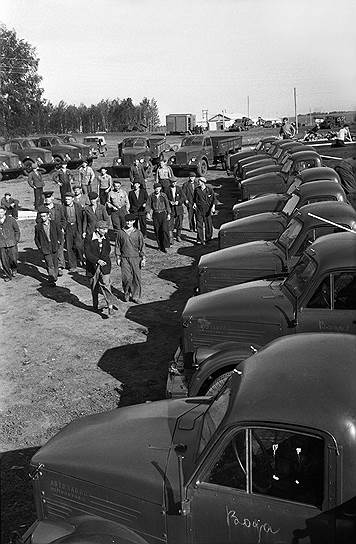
[0,159,218,318]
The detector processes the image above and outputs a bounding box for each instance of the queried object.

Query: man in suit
[1,192,19,219]
[73,185,90,209]
[53,163,75,203]
[34,206,62,285]
[129,158,147,188]
[83,191,110,237]
[42,191,66,275]
[128,180,148,236]
[166,176,184,242]
[182,171,198,232]
[193,177,217,245]
[27,162,46,210]
[0,206,20,282]
[84,220,118,316]
[146,183,171,252]
[62,192,84,271]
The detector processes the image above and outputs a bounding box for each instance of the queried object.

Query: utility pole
[293,87,298,132]
[247,95,250,119]
[222,109,225,131]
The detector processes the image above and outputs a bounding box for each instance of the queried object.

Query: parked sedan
[198,201,356,293]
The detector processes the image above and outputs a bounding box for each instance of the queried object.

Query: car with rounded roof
[31,135,82,167]
[57,134,93,160]
[227,135,278,171]
[199,201,356,293]
[3,137,54,172]
[0,148,23,180]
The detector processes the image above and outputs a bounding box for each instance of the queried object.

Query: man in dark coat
[34,206,62,285]
[193,177,217,244]
[128,180,148,236]
[62,192,84,271]
[84,220,118,316]
[182,171,198,231]
[1,192,19,219]
[27,163,46,210]
[83,191,110,236]
[42,191,66,275]
[0,206,20,282]
[129,159,147,188]
[53,163,75,203]
[165,176,185,242]
[146,183,171,252]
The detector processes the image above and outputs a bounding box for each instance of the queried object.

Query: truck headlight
[1,162,8,169]
[78,152,82,159]
[65,154,71,161]
[170,157,176,163]
[37,157,43,165]
[19,160,23,167]
[190,157,196,162]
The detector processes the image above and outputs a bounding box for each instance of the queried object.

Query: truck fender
[24,517,150,544]
[189,344,259,396]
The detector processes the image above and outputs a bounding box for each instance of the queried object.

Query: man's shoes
[69,267,78,273]
[4,277,11,282]
[108,306,115,316]
[196,241,205,246]
[12,270,18,278]
[176,236,181,242]
[206,238,213,243]
[131,298,141,304]
[161,248,167,253]
[123,293,130,302]
[58,268,63,277]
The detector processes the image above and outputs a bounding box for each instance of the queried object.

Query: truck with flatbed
[171,134,242,176]
[22,332,356,544]
[167,232,356,399]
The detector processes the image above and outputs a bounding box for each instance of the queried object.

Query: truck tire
[205,371,232,396]
[54,156,63,166]
[197,159,208,177]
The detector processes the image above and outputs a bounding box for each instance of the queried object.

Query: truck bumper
[166,347,189,398]
[0,168,24,180]
[107,165,129,178]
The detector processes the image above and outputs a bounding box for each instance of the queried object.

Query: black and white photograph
[1,0,356,542]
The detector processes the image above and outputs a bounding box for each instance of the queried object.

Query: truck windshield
[22,140,36,149]
[281,158,293,173]
[198,383,232,455]
[284,254,317,299]
[286,177,302,194]
[181,136,204,147]
[50,137,63,145]
[277,217,303,251]
[123,138,146,148]
[282,194,300,216]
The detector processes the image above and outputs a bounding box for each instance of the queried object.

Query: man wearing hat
[146,183,171,252]
[79,160,96,195]
[128,180,148,236]
[97,166,113,204]
[85,220,118,316]
[0,206,20,282]
[27,162,46,210]
[182,171,198,232]
[107,180,130,231]
[129,158,147,189]
[115,213,146,303]
[193,177,217,245]
[155,158,174,194]
[53,162,75,203]
[42,190,66,275]
[73,185,90,208]
[165,176,184,242]
[1,192,19,219]
[34,206,62,285]
[83,191,110,237]
[63,192,84,271]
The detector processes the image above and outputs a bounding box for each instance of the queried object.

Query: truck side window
[333,272,356,309]
[251,429,324,508]
[307,276,332,309]
[296,226,338,256]
[207,430,247,490]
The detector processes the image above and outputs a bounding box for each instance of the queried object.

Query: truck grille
[190,320,267,348]
[175,152,188,165]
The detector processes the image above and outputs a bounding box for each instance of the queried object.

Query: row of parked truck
[22,136,356,543]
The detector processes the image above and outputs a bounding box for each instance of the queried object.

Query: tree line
[0,26,160,137]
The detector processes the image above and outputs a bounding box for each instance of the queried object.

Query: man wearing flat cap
[146,183,171,252]
[115,213,146,303]
[27,162,46,210]
[182,171,198,232]
[84,220,118,316]
[53,162,74,203]
[41,190,66,275]
[34,205,62,285]
[63,192,84,271]
[166,176,184,242]
[193,177,217,245]
[1,192,19,219]
[83,191,110,237]
[79,160,96,195]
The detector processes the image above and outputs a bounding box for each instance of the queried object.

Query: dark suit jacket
[36,203,65,229]
[165,186,184,216]
[129,164,146,184]
[194,185,217,212]
[83,204,110,233]
[34,221,61,255]
[84,234,111,276]
[63,202,83,234]
[182,180,199,205]
[128,187,148,214]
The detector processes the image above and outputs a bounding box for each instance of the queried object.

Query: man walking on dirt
[156,158,174,193]
[0,206,20,282]
[53,163,74,203]
[73,185,90,208]
[27,162,46,210]
[63,192,84,271]
[107,180,130,231]
[42,190,66,276]
[85,220,118,317]
[34,206,62,286]
[166,176,184,242]
[115,213,146,303]
[182,171,198,231]
[146,183,171,252]
[78,160,96,195]
[83,191,110,237]
[128,180,148,236]
[193,177,217,245]
[129,158,147,189]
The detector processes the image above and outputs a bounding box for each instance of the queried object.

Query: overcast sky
[1,0,355,122]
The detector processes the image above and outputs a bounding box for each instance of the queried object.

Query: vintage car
[167,232,356,399]
[0,148,23,180]
[199,201,356,293]
[31,135,82,167]
[240,151,324,200]
[227,136,278,171]
[57,134,93,160]
[232,177,344,220]
[172,134,242,175]
[220,181,347,249]
[22,332,356,544]
[112,136,176,170]
[3,138,54,172]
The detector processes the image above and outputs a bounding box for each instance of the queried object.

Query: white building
[208,113,245,131]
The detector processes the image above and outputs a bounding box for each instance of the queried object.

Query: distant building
[208,113,245,131]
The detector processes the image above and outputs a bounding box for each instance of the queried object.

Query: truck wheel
[54,156,63,166]
[205,371,232,396]
[197,159,208,177]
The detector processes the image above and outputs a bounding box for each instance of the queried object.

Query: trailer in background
[166,113,196,134]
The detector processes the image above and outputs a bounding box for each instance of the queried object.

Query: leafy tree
[0,25,44,136]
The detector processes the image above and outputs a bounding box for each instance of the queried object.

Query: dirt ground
[0,133,242,543]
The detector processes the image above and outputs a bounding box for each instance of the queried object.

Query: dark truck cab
[0,148,23,180]
[240,152,324,200]
[173,134,242,176]
[199,201,356,293]
[32,135,82,168]
[227,136,278,171]
[3,138,54,172]
[57,134,93,161]
[167,232,356,398]
[220,181,347,249]
[112,136,176,172]
[23,333,356,544]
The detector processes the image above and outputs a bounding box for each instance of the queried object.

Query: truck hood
[233,193,286,218]
[32,399,201,505]
[176,146,202,161]
[183,279,293,325]
[199,239,285,272]
[220,212,287,235]
[244,163,282,178]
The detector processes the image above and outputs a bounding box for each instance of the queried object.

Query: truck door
[188,426,334,543]
[296,270,356,334]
